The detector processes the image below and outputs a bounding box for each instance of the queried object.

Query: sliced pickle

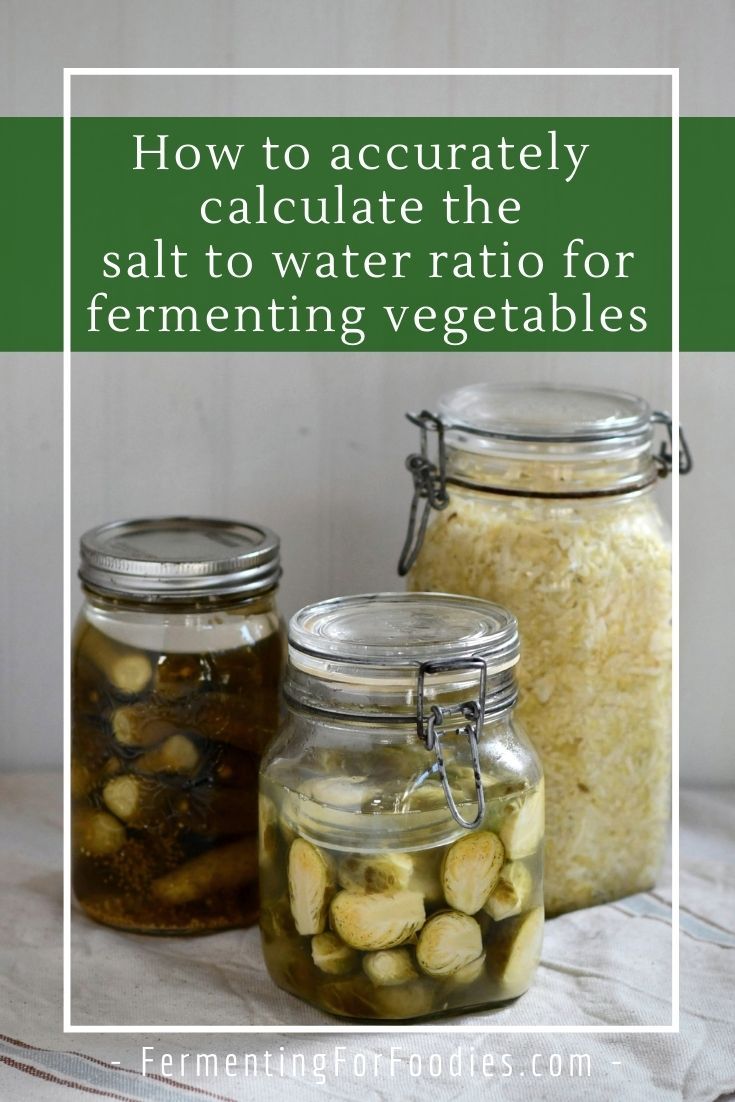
[311,932,358,975]
[338,852,413,894]
[79,629,152,695]
[363,948,418,987]
[484,861,533,921]
[330,890,425,951]
[151,837,258,905]
[416,911,483,977]
[499,782,544,859]
[73,807,127,857]
[288,838,334,935]
[135,734,200,776]
[112,704,180,748]
[101,774,177,827]
[493,906,544,994]
[441,831,504,914]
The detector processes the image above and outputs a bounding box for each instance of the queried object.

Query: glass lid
[289,592,519,675]
[79,516,281,600]
[438,382,652,443]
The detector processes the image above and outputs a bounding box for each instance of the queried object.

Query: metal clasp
[416,657,487,830]
[652,411,693,476]
[397,412,450,576]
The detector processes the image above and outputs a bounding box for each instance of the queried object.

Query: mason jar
[399,383,690,916]
[71,516,284,934]
[259,592,544,1022]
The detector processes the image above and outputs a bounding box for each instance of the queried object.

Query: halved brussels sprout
[484,861,533,921]
[258,793,280,864]
[338,852,413,894]
[363,948,418,987]
[441,831,504,914]
[288,838,334,935]
[416,911,483,977]
[499,782,544,859]
[330,889,425,951]
[311,932,358,975]
[319,975,379,1019]
[494,906,544,994]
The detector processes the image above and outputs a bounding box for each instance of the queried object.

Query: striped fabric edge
[0,1037,238,1102]
[613,892,735,947]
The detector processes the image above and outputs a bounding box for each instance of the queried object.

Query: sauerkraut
[409,488,671,915]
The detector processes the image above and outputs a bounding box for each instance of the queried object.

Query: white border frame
[62,65,680,1035]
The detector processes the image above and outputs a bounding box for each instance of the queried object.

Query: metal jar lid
[79,516,281,601]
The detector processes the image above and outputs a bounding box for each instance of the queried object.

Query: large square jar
[399,383,688,915]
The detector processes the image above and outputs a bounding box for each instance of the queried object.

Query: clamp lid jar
[259,592,544,1022]
[399,382,688,917]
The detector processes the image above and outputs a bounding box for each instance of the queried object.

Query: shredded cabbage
[409,488,671,915]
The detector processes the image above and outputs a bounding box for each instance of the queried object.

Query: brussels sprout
[447,952,486,987]
[73,808,126,857]
[363,948,418,987]
[311,932,358,975]
[402,782,445,812]
[338,852,413,894]
[441,831,504,914]
[319,975,379,1019]
[484,861,533,921]
[306,776,373,809]
[416,911,483,977]
[288,838,335,935]
[330,890,426,951]
[409,848,444,905]
[374,980,437,1020]
[151,837,258,905]
[493,906,544,994]
[258,793,280,864]
[260,896,296,944]
[499,782,544,859]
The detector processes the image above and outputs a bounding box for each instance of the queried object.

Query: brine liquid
[259,775,544,1021]
[72,618,282,934]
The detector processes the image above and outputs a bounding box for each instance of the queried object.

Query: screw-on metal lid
[79,516,281,601]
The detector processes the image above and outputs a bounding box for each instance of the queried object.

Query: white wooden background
[0,0,733,786]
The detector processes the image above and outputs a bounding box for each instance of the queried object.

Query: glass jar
[259,592,544,1022]
[71,516,284,934]
[399,383,691,916]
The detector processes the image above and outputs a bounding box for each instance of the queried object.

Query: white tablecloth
[1,772,733,1101]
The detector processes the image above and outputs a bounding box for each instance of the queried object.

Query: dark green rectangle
[0,118,62,351]
[70,117,672,351]
[681,117,735,352]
